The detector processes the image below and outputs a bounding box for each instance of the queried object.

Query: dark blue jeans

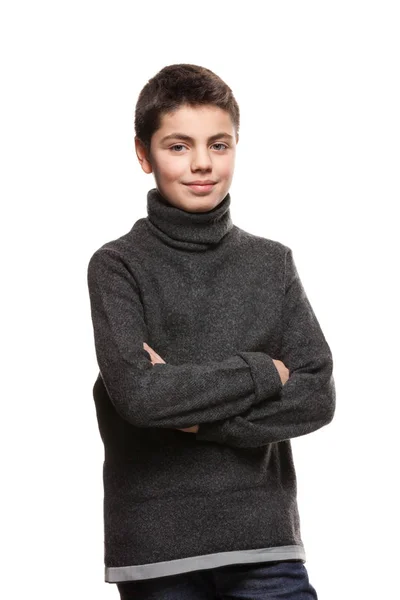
[117,560,318,599]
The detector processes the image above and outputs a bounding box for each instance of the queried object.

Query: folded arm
[195,248,336,448]
[87,248,283,429]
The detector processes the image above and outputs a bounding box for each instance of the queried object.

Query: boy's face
[135,104,239,213]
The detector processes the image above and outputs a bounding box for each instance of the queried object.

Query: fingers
[143,342,165,364]
[176,426,199,433]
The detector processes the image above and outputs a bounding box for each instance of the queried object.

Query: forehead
[155,104,234,138]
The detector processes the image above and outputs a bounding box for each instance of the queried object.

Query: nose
[191,147,213,171]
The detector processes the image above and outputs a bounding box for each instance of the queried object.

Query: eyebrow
[160,132,234,144]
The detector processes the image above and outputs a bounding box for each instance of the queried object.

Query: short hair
[134,63,240,152]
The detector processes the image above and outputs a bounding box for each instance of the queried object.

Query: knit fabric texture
[87,187,336,583]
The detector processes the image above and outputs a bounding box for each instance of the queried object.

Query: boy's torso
[91,216,304,580]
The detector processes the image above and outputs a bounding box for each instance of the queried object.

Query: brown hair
[134,64,240,152]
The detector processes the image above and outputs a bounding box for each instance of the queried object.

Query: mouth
[184,182,216,194]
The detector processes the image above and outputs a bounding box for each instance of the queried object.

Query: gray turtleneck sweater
[87,187,335,584]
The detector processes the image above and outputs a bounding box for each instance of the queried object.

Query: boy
[87,63,335,599]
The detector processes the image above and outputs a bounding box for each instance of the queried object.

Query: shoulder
[232,224,292,261]
[87,218,148,270]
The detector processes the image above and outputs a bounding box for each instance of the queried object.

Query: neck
[145,187,233,251]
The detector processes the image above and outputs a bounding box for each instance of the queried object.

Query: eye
[169,142,228,152]
[211,143,228,151]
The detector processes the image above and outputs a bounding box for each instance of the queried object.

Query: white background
[1,1,399,598]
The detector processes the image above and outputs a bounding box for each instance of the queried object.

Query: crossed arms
[143,341,290,434]
[87,247,335,449]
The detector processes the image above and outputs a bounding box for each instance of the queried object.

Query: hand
[143,342,199,433]
[272,359,290,385]
[143,342,166,365]
[176,425,199,433]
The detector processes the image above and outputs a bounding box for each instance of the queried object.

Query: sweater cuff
[196,352,282,445]
[236,351,282,402]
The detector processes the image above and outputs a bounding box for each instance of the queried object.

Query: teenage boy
[87,63,335,600]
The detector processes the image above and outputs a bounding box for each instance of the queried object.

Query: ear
[135,137,153,174]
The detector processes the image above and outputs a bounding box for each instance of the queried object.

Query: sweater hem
[105,544,306,583]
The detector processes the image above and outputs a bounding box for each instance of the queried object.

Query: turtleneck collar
[145,187,233,251]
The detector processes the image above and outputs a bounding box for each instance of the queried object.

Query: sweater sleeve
[195,247,336,447]
[87,248,283,429]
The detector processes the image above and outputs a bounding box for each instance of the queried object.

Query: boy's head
[134,64,240,213]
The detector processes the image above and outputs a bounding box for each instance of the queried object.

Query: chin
[160,184,225,211]
[187,196,222,211]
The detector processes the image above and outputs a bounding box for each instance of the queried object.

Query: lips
[185,182,216,193]
[185,181,216,185]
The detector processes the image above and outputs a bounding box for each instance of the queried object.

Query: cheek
[217,158,235,179]
[158,156,186,181]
